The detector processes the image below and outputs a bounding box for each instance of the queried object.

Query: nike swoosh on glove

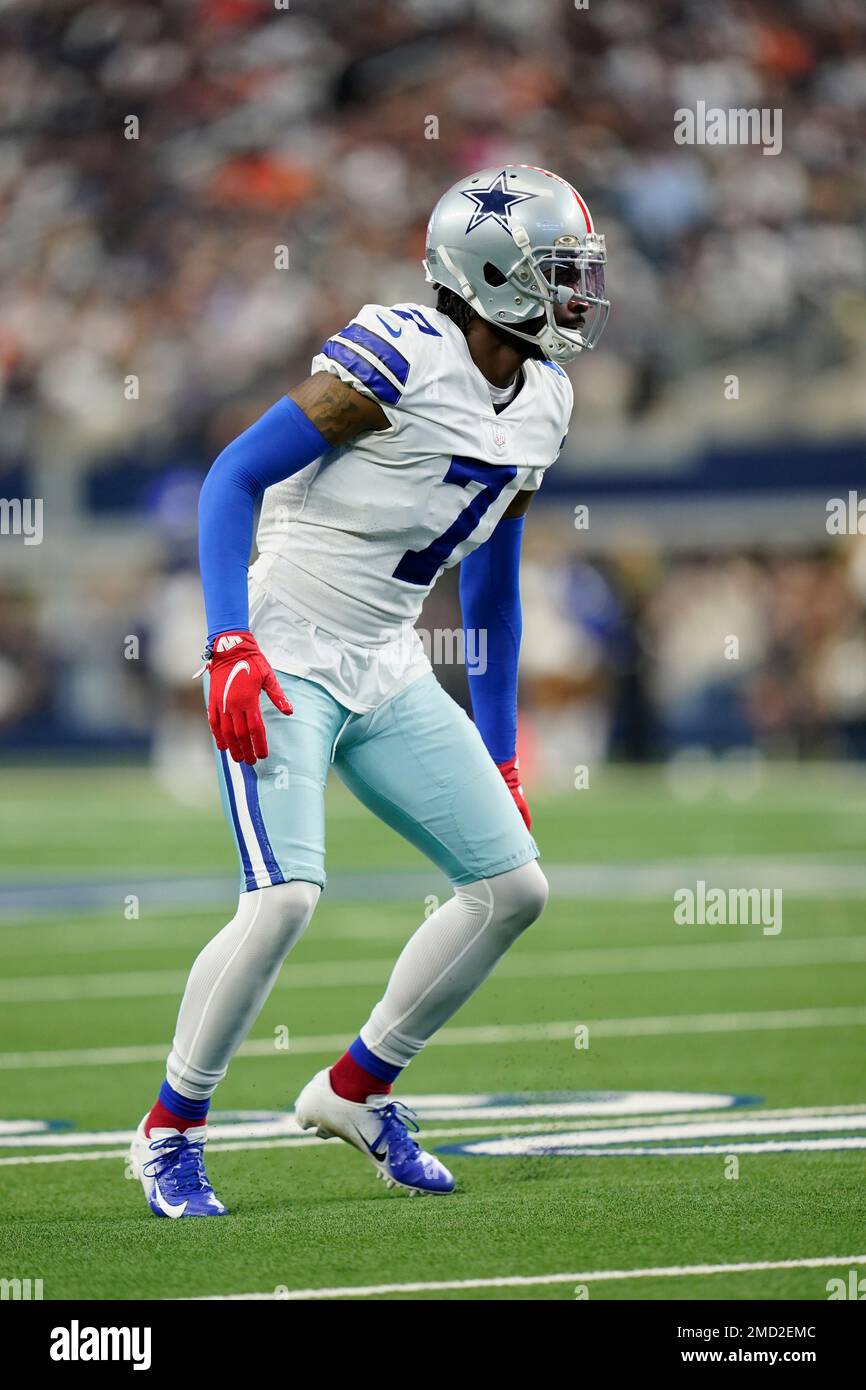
[496,755,531,831]
[205,632,292,765]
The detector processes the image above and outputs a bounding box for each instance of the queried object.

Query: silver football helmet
[424,165,609,363]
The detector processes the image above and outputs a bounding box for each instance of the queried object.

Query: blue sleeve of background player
[459,515,525,763]
[198,397,328,641]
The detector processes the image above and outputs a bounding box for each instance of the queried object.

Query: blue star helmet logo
[461,170,536,236]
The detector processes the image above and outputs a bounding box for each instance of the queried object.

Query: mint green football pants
[212,671,538,893]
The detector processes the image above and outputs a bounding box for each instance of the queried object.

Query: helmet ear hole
[483,261,507,286]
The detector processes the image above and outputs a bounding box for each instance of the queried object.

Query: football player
[129,166,608,1215]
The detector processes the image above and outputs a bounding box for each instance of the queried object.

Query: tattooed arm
[289,372,389,445]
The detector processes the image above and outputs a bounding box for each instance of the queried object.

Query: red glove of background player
[205,632,292,765]
[497,754,531,831]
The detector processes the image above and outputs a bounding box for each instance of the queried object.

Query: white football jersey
[249,301,572,711]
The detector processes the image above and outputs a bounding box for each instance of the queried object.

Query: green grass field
[1,763,865,1301]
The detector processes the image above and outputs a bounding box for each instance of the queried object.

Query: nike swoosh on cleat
[354,1126,387,1163]
[375,313,402,338]
[222,660,250,712]
[152,1179,189,1218]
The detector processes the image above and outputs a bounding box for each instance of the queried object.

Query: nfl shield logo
[492,423,507,450]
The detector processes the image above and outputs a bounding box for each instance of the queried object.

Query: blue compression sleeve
[459,514,525,764]
[198,396,328,640]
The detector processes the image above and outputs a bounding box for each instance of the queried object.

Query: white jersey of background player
[129,165,609,1216]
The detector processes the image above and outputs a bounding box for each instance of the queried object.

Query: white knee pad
[249,879,321,958]
[476,859,549,944]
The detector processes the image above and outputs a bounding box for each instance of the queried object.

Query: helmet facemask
[492,228,609,362]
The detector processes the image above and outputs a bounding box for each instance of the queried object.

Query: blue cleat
[128,1119,228,1218]
[294,1068,455,1195]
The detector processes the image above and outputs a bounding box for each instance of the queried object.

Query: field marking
[457,1110,866,1152]
[0,1122,737,1168]
[5,1104,866,1168]
[0,1103,748,1160]
[0,1147,132,1167]
[4,935,866,1004]
[3,1004,866,1071]
[525,1138,866,1156]
[5,855,866,919]
[0,1092,742,1149]
[195,1253,866,1300]
[449,1111,866,1158]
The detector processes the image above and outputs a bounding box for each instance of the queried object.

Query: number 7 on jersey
[393,456,519,586]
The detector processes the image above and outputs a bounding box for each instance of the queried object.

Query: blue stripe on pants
[240,761,285,887]
[220,750,257,892]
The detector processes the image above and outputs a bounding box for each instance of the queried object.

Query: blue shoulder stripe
[322,340,402,405]
[335,322,410,385]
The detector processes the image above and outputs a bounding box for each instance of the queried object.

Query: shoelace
[370,1101,422,1165]
[141,1135,209,1194]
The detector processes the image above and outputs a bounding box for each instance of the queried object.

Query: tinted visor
[542,256,606,303]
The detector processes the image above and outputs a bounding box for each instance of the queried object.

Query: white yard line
[0,1147,132,1167]
[3,1101,864,1154]
[0,1116,771,1166]
[0,1118,747,1168]
[3,1005,866,1071]
[194,1253,866,1300]
[5,1103,866,1167]
[6,1104,866,1167]
[3,935,865,1004]
[0,1097,737,1150]
[536,1138,866,1156]
[461,1110,866,1151]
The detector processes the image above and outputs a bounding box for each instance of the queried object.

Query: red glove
[497,754,531,831]
[204,632,292,765]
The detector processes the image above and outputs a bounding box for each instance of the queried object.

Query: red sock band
[144,1099,206,1136]
[330,1052,392,1104]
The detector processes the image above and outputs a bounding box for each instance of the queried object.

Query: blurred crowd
[2,0,864,490]
[514,539,866,785]
[0,0,865,770]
